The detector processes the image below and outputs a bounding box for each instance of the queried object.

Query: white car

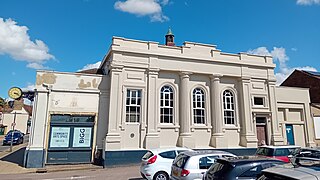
[171,150,237,180]
[140,147,192,180]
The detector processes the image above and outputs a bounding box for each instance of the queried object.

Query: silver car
[170,150,236,180]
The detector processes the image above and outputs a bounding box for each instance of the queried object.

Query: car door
[158,150,177,173]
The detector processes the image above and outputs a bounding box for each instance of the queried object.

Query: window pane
[51,115,71,122]
[223,90,235,125]
[160,86,174,124]
[126,89,141,123]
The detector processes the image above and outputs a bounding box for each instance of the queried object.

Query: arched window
[160,85,174,123]
[193,88,205,124]
[223,90,235,125]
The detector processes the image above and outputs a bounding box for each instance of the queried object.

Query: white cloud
[247,46,317,85]
[22,83,35,92]
[114,0,169,22]
[0,18,54,68]
[26,62,49,69]
[78,61,101,71]
[297,0,320,5]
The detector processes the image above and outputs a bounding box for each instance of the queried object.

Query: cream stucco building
[25,34,316,168]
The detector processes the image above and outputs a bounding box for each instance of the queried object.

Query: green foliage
[0,97,4,107]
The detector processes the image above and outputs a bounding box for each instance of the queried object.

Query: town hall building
[24,30,316,168]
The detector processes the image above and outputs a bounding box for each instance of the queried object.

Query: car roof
[217,156,283,166]
[149,147,190,153]
[262,164,320,179]
[182,150,235,157]
[258,145,300,149]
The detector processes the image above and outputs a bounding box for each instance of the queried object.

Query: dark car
[258,162,320,180]
[203,156,285,180]
[2,130,24,145]
[296,147,320,159]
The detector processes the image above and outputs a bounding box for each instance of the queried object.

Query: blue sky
[0,0,319,99]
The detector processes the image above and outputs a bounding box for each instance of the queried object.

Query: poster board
[50,127,70,147]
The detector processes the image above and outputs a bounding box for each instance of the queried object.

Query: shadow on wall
[0,147,25,167]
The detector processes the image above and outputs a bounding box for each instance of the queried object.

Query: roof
[218,156,283,165]
[303,70,320,77]
[149,147,190,154]
[77,68,99,74]
[23,105,32,116]
[182,150,234,157]
[262,164,320,179]
[166,27,174,36]
[259,145,300,149]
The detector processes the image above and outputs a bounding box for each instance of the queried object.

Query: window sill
[191,125,212,132]
[252,105,269,109]
[223,125,240,132]
[157,124,180,132]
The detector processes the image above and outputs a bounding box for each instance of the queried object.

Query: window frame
[223,90,236,126]
[160,85,174,124]
[125,89,142,123]
[192,88,206,124]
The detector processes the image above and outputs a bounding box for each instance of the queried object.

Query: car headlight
[14,138,19,140]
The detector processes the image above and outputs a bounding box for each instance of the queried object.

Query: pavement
[0,138,103,175]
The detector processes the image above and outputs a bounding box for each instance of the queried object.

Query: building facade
[281,70,320,145]
[1,99,32,134]
[25,35,315,168]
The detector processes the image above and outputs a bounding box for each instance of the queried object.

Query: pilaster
[178,71,195,148]
[105,65,123,149]
[267,79,283,145]
[239,77,258,147]
[304,104,316,147]
[145,68,160,149]
[209,74,227,147]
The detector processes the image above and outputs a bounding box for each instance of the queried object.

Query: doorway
[256,117,268,146]
[286,124,295,145]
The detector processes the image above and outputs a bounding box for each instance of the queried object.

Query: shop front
[47,114,95,164]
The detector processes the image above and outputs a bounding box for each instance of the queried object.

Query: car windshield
[256,147,274,156]
[6,132,20,136]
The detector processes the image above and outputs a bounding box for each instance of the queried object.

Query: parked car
[295,147,320,159]
[257,162,320,180]
[255,145,300,163]
[170,150,237,180]
[2,130,24,145]
[203,156,285,180]
[140,147,192,180]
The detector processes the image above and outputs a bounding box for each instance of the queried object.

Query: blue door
[286,125,295,145]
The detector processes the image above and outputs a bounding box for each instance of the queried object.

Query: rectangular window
[254,97,264,106]
[126,89,141,123]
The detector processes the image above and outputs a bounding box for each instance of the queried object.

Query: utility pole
[9,111,17,152]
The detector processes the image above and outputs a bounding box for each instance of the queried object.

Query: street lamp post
[9,111,17,152]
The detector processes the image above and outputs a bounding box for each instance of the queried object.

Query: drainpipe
[42,83,52,167]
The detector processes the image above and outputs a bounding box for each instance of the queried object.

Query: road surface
[1,165,144,180]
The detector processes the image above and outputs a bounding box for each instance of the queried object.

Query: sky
[0,0,319,99]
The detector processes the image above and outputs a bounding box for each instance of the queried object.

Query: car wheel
[153,171,169,180]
